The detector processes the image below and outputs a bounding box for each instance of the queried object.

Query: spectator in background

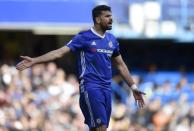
[0,63,193,130]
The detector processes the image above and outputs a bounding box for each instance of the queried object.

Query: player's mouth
[108,22,112,26]
[106,21,112,30]
[107,24,112,30]
[108,24,112,27]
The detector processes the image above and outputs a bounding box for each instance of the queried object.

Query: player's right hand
[16,56,35,71]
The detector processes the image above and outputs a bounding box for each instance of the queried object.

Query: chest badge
[108,41,113,48]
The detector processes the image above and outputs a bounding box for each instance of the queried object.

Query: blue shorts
[79,85,112,128]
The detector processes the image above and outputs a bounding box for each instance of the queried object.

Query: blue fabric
[79,85,111,128]
[67,29,119,128]
[67,29,120,87]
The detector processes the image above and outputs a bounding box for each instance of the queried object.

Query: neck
[93,25,106,36]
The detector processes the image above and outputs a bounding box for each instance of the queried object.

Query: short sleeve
[66,34,84,52]
[112,40,120,57]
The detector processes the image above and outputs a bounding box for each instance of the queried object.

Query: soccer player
[16,5,145,131]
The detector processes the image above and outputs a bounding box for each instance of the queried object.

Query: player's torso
[78,31,116,85]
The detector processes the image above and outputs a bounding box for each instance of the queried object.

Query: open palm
[16,56,35,71]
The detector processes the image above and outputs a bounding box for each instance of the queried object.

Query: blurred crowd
[0,63,193,131]
[111,70,194,131]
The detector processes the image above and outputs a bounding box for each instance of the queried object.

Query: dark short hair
[92,5,111,23]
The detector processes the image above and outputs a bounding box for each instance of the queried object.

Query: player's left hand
[132,89,146,108]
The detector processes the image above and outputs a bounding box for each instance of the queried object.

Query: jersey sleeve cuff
[112,52,120,57]
[66,44,76,52]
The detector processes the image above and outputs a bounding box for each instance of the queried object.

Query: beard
[107,25,112,30]
[101,24,112,31]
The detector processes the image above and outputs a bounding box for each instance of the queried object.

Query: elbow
[118,64,128,73]
[55,47,68,59]
[117,65,124,72]
[53,50,63,59]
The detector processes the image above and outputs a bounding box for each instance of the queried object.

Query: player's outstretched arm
[16,46,70,71]
[113,55,146,108]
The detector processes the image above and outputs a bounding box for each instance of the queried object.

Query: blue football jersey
[66,28,120,86]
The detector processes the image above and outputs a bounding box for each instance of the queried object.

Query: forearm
[117,63,135,88]
[113,55,137,90]
[33,46,68,64]
[33,50,60,64]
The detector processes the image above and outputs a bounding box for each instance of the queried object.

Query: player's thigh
[103,89,112,126]
[79,89,109,127]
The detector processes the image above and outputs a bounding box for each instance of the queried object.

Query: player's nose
[109,18,113,23]
[110,19,113,24]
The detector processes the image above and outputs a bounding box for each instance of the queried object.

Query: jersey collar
[91,27,105,39]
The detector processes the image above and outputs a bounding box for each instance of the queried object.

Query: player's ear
[96,17,100,24]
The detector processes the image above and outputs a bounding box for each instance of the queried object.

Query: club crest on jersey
[96,118,101,124]
[91,41,96,46]
[108,41,113,48]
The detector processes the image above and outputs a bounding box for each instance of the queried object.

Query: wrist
[33,58,39,64]
[131,84,138,90]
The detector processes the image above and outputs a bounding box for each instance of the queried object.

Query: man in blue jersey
[16,5,145,131]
